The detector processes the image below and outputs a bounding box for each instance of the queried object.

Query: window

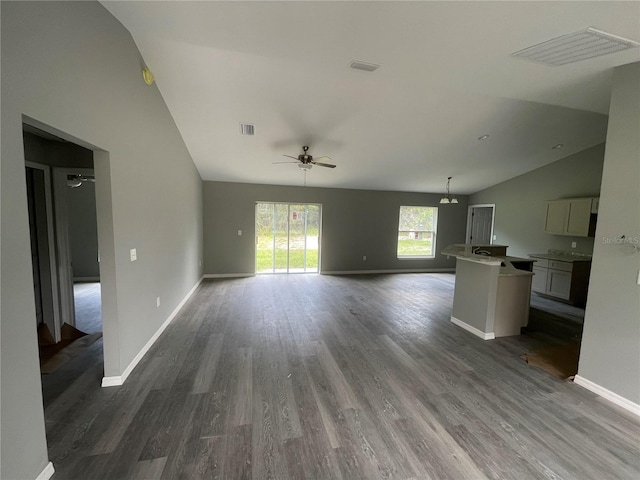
[397,206,438,258]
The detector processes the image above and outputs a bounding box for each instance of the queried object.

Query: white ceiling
[102,1,640,195]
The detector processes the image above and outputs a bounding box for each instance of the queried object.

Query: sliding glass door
[256,203,321,274]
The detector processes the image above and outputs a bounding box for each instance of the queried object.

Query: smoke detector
[512,27,640,66]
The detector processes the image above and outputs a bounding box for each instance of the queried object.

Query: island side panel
[451,258,500,337]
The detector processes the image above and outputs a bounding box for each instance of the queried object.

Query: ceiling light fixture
[512,27,640,66]
[552,143,564,150]
[478,134,490,140]
[440,177,458,204]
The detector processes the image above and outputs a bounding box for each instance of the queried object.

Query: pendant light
[439,176,458,204]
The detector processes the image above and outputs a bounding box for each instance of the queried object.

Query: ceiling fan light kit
[274,145,337,169]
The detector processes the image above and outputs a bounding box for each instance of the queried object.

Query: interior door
[469,206,494,244]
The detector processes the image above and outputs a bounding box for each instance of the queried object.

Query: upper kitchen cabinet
[544,197,598,237]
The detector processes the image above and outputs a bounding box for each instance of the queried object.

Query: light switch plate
[130,248,137,261]
[238,230,242,236]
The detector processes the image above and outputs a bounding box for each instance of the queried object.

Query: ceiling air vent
[349,60,381,72]
[240,123,255,136]
[512,27,640,66]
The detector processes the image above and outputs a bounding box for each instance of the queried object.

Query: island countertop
[441,245,534,276]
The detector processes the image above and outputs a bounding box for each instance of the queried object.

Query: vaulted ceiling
[102,1,639,194]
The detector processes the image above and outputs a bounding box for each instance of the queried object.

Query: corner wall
[469,144,605,257]
[1,2,203,479]
[577,62,640,406]
[203,181,468,274]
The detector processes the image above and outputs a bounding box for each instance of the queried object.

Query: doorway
[466,204,495,244]
[255,202,321,273]
[23,126,103,379]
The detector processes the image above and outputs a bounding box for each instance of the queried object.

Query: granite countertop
[441,245,534,276]
[529,252,592,263]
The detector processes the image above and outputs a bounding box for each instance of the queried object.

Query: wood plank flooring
[46,274,640,479]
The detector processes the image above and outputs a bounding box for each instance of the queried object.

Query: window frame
[396,205,438,259]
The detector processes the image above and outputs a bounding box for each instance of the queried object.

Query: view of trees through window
[256,203,320,273]
[397,206,437,257]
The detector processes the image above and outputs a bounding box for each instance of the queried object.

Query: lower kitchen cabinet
[530,258,591,307]
[546,268,572,299]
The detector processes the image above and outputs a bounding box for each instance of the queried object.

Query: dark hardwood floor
[46,274,640,479]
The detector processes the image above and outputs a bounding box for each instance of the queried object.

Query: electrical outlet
[493,235,497,241]
[130,248,137,262]
[571,242,577,248]
[156,297,160,308]
[363,255,367,261]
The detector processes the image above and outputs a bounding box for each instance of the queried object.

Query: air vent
[512,27,640,66]
[240,123,255,135]
[349,60,381,72]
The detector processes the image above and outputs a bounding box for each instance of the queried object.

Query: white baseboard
[203,273,255,278]
[322,268,455,275]
[451,316,495,340]
[101,277,204,387]
[73,276,100,282]
[36,462,55,480]
[574,375,640,417]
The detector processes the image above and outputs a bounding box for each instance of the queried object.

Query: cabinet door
[566,198,592,236]
[544,201,568,235]
[546,269,572,299]
[531,266,547,293]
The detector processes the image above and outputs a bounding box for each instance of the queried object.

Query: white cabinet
[531,265,548,293]
[544,201,568,235]
[546,268,572,300]
[530,259,573,300]
[544,197,598,237]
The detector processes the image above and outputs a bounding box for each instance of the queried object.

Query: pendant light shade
[439,177,458,205]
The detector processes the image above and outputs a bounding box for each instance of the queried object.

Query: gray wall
[204,181,468,274]
[469,144,605,257]
[1,2,203,479]
[578,63,640,404]
[68,181,100,279]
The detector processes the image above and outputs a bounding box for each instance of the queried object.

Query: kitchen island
[443,244,534,339]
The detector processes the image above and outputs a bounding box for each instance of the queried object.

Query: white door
[468,205,494,244]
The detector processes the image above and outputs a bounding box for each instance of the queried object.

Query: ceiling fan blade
[283,154,299,160]
[313,156,332,162]
[273,161,299,164]
[311,161,336,168]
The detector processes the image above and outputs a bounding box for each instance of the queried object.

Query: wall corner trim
[450,316,495,340]
[574,375,640,417]
[36,462,55,480]
[101,276,204,388]
[203,273,255,279]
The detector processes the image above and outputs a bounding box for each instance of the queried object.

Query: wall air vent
[240,123,255,136]
[349,60,381,72]
[512,27,640,66]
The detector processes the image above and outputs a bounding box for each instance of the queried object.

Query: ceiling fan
[67,174,95,188]
[274,145,336,170]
